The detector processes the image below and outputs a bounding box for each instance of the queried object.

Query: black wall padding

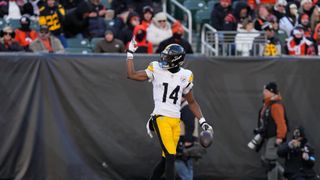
[0,54,319,180]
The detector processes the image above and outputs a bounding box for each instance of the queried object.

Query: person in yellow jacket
[38,0,68,47]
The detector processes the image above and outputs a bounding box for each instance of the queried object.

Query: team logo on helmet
[159,44,186,69]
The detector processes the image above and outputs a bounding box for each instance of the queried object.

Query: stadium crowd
[0,0,319,56]
[211,0,320,56]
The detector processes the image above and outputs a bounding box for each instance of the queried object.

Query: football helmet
[159,44,185,69]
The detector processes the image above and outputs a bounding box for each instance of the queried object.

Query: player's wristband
[127,50,134,54]
[127,52,134,60]
[199,117,206,126]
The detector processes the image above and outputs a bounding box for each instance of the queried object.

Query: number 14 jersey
[145,61,193,118]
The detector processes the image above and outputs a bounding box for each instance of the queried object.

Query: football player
[126,38,213,180]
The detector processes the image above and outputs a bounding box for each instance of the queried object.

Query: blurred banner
[0,54,319,180]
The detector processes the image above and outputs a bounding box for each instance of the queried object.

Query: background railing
[201,23,268,56]
[163,0,193,44]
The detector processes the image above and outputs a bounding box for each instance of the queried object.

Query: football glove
[199,117,213,133]
[146,116,154,138]
[127,37,138,59]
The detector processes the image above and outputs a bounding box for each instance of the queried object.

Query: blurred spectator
[60,0,83,13]
[300,0,314,17]
[29,25,64,53]
[110,0,127,16]
[247,0,276,10]
[146,12,172,48]
[156,21,193,54]
[119,11,140,47]
[253,22,281,56]
[210,0,234,31]
[0,26,24,51]
[0,0,23,20]
[127,0,152,17]
[63,1,91,38]
[268,15,288,52]
[109,7,129,40]
[94,30,125,53]
[63,2,90,38]
[273,0,287,22]
[284,25,315,55]
[14,15,38,51]
[140,5,153,29]
[277,127,319,180]
[254,4,270,31]
[22,0,44,17]
[310,5,320,31]
[233,1,253,30]
[298,13,312,39]
[132,24,153,54]
[279,2,298,36]
[235,18,260,56]
[313,23,320,55]
[85,0,108,38]
[39,0,67,47]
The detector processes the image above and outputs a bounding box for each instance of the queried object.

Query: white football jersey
[145,61,194,118]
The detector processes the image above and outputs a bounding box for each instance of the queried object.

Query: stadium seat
[64,47,92,54]
[8,19,20,29]
[195,8,211,34]
[67,37,90,49]
[100,0,110,8]
[183,0,206,11]
[195,8,211,25]
[90,37,104,50]
[30,20,39,30]
[232,1,241,9]
[207,0,219,11]
[0,18,7,29]
[105,19,113,29]
[183,0,206,30]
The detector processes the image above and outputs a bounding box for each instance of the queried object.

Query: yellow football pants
[152,116,180,157]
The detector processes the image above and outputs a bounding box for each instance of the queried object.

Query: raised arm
[126,38,148,81]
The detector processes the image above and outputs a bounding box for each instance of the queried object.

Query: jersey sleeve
[183,72,194,95]
[145,62,154,81]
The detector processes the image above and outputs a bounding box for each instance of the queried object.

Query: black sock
[149,157,165,180]
[165,154,175,180]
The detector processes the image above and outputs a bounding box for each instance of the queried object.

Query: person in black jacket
[277,127,319,180]
[156,21,193,54]
[210,0,234,31]
[232,1,253,29]
[272,0,287,22]
[119,10,140,47]
[63,3,90,38]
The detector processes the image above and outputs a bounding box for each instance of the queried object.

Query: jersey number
[162,83,180,104]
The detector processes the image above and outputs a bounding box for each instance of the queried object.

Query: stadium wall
[0,54,319,180]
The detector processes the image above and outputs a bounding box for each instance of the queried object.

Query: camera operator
[277,127,318,180]
[255,82,288,180]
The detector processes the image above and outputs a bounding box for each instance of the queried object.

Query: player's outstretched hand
[146,117,154,138]
[199,117,213,134]
[127,37,138,59]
